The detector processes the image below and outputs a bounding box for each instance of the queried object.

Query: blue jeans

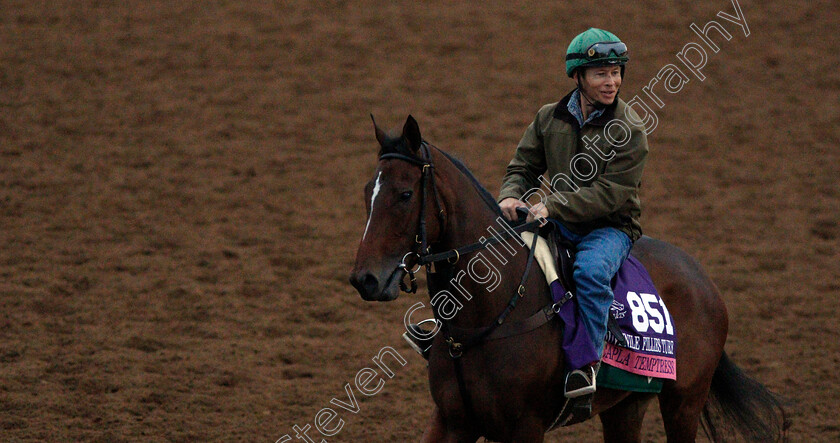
[553,222,632,357]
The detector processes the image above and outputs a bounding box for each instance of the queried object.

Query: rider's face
[578,66,622,105]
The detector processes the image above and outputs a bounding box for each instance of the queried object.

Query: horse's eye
[400,191,413,201]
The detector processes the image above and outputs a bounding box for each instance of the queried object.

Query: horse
[350,115,787,442]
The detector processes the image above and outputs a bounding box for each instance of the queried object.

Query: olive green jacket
[498,90,648,242]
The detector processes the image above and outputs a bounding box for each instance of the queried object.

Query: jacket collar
[553,88,619,129]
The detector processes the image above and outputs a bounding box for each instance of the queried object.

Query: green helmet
[565,28,629,77]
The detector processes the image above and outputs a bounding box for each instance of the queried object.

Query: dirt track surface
[1,1,838,441]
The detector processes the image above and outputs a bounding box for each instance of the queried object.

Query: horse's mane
[430,144,505,218]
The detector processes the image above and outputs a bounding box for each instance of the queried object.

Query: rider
[498,28,649,398]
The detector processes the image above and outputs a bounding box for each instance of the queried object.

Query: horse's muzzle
[349,268,400,301]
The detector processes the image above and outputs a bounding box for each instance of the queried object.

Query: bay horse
[350,115,786,442]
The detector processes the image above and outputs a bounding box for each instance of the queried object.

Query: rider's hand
[499,198,528,221]
[526,202,549,226]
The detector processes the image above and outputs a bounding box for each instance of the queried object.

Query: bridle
[378,141,542,294]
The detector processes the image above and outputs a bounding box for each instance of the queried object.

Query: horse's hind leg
[599,392,655,443]
[657,382,712,442]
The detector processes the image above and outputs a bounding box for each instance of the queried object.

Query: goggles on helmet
[565,41,628,61]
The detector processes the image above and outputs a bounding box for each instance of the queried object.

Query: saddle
[508,208,575,294]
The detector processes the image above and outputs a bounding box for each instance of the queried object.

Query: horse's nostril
[350,272,379,298]
[361,273,378,295]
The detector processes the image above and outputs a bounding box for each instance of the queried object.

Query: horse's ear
[402,115,422,152]
[371,114,388,148]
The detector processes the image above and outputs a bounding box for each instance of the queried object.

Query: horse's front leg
[420,406,476,443]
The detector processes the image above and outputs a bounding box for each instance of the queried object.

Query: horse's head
[349,115,444,301]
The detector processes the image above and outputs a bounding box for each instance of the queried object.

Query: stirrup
[401,319,438,360]
[564,364,598,398]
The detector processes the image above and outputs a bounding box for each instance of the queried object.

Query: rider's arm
[546,122,648,223]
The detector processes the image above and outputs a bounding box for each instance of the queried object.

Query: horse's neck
[433,155,543,328]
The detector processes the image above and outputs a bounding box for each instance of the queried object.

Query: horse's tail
[700,351,790,442]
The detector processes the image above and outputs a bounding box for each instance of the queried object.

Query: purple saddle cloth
[551,255,677,380]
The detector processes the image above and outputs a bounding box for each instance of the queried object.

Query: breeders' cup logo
[610,300,626,319]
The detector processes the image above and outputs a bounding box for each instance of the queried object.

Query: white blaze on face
[362,171,383,241]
